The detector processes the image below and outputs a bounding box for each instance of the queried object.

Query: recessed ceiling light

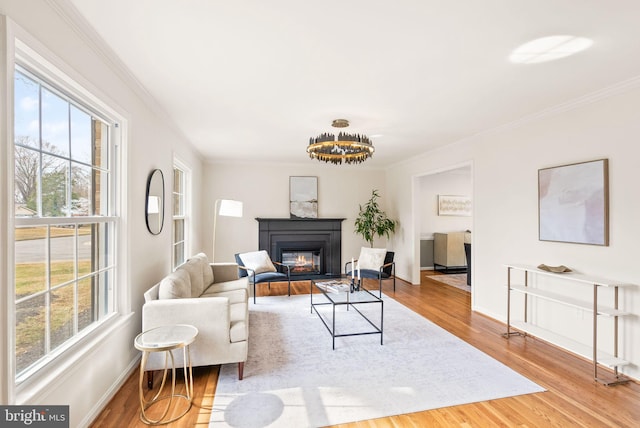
[510,35,593,64]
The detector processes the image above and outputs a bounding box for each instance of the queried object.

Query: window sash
[172,166,187,269]
[12,63,119,382]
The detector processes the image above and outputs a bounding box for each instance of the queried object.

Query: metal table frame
[134,324,198,425]
[310,278,383,349]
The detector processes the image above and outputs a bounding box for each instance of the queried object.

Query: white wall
[0,1,205,425]
[205,162,395,273]
[387,83,640,380]
[418,166,472,237]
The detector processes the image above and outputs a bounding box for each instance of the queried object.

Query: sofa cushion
[180,255,210,297]
[158,269,191,299]
[357,247,387,270]
[202,278,249,296]
[200,287,247,304]
[191,252,214,285]
[238,250,276,276]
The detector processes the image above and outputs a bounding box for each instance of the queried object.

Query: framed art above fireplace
[290,176,318,218]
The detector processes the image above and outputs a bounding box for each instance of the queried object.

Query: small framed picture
[438,195,471,216]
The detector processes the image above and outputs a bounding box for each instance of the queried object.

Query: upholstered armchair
[235,250,291,303]
[345,247,396,297]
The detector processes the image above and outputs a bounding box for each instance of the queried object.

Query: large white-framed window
[172,159,190,269]
[9,39,125,390]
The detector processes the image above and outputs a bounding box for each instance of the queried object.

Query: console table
[503,264,631,386]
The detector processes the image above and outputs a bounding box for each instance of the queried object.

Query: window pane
[50,284,74,350]
[174,242,185,268]
[50,224,76,287]
[14,71,40,149]
[96,271,112,318]
[174,219,184,242]
[70,106,92,164]
[173,168,184,216]
[78,276,96,332]
[71,162,91,216]
[94,168,109,216]
[77,224,92,277]
[78,223,110,276]
[93,120,109,169]
[41,154,68,217]
[173,194,183,216]
[41,88,69,157]
[173,168,182,193]
[14,146,40,216]
[16,295,46,373]
[15,226,47,297]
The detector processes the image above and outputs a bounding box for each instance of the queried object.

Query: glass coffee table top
[312,278,382,304]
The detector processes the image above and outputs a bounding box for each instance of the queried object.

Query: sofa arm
[211,263,240,282]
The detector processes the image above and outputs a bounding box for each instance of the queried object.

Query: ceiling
[66,0,640,168]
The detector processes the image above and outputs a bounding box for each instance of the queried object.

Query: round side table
[134,324,198,425]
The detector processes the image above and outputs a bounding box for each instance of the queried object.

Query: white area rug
[210,294,543,427]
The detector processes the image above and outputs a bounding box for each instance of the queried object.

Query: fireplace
[281,249,321,275]
[257,218,344,279]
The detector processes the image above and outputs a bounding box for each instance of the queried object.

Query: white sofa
[142,253,249,381]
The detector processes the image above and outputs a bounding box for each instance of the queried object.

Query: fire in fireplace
[281,250,321,275]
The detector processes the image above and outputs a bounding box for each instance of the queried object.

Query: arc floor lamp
[212,199,243,262]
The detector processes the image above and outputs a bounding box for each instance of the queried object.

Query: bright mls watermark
[0,406,69,427]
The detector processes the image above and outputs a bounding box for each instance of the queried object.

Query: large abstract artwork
[290,176,318,218]
[538,159,608,245]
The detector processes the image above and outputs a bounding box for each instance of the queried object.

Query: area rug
[210,294,543,427]
[427,273,471,292]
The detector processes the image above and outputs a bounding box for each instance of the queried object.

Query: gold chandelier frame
[307,119,375,165]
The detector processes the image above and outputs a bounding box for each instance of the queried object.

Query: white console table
[503,264,632,386]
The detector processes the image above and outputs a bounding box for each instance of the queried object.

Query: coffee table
[310,277,383,349]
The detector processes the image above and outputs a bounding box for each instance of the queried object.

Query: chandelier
[307,119,375,165]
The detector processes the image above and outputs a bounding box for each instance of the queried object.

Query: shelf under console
[503,263,633,386]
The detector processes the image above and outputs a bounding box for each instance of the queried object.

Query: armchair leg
[287,279,291,296]
[253,279,256,304]
[238,362,244,380]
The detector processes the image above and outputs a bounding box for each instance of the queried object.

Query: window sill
[14,312,135,404]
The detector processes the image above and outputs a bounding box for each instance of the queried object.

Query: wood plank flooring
[90,272,640,427]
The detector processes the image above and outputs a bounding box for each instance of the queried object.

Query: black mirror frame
[145,169,165,235]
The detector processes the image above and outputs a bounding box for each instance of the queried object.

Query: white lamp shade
[218,199,243,217]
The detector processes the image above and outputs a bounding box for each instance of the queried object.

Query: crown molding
[45,0,197,153]
[389,74,640,171]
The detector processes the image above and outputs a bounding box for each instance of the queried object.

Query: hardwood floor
[91,273,640,427]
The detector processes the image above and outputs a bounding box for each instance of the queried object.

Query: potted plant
[354,189,398,247]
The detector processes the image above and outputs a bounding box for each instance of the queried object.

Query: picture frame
[437,195,472,216]
[538,158,609,245]
[290,176,318,218]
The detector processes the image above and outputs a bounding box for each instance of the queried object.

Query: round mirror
[145,169,165,235]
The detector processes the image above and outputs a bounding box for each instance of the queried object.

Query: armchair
[345,247,395,297]
[235,250,291,303]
